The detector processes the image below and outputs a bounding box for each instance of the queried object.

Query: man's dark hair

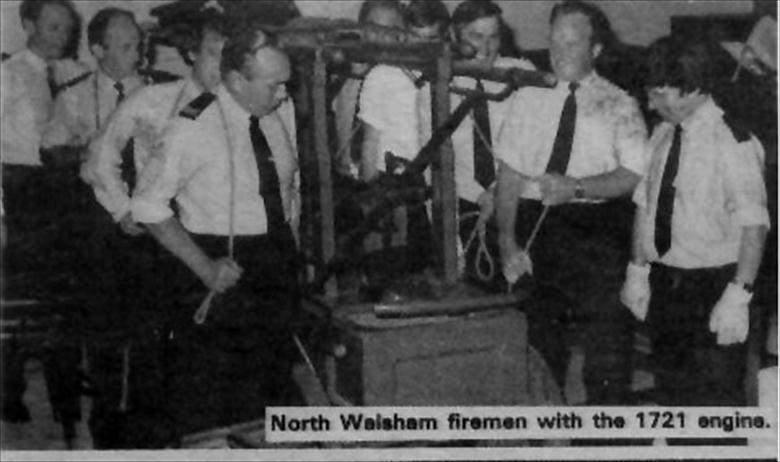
[220,24,278,77]
[549,0,612,49]
[451,0,502,28]
[177,14,228,65]
[20,0,82,59]
[87,8,139,48]
[645,37,727,96]
[405,0,450,34]
[357,0,405,25]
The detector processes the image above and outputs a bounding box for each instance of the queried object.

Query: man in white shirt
[622,40,768,419]
[131,29,302,438]
[44,8,144,149]
[0,0,86,424]
[495,1,648,403]
[419,0,537,290]
[78,11,230,449]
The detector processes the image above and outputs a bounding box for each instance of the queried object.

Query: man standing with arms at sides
[131,27,302,438]
[494,1,648,404]
[622,40,767,443]
[78,7,229,448]
[1,0,86,424]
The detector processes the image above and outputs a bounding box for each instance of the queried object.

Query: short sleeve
[722,136,770,229]
[614,97,648,176]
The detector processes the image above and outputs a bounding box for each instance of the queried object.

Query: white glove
[620,262,651,321]
[502,248,533,285]
[709,282,751,346]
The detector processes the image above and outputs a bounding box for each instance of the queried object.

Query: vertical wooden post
[430,45,458,286]
[312,49,337,297]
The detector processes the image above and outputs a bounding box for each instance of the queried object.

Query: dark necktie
[473,80,494,189]
[114,81,125,104]
[545,82,579,174]
[350,80,365,165]
[115,81,136,192]
[46,64,58,98]
[654,125,682,257]
[249,115,286,230]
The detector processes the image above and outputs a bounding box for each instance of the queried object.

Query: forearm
[734,225,768,285]
[359,123,380,182]
[496,161,521,249]
[145,217,213,284]
[630,207,648,265]
[579,166,641,200]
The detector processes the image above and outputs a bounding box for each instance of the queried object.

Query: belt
[650,262,735,290]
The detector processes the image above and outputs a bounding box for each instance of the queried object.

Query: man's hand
[476,189,495,234]
[709,282,751,345]
[537,173,576,206]
[202,257,243,293]
[499,235,532,284]
[118,212,146,236]
[620,262,651,321]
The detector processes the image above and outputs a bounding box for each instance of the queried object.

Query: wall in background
[2,0,755,69]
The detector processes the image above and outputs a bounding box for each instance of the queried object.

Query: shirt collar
[555,70,598,91]
[680,96,722,132]
[21,47,48,74]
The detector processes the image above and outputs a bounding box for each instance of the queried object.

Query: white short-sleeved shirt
[1,48,88,166]
[496,71,647,199]
[358,65,421,171]
[419,56,536,203]
[43,70,144,148]
[81,77,201,221]
[131,85,299,236]
[633,97,770,269]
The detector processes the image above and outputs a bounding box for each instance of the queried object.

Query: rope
[194,97,236,325]
[459,211,495,282]
[119,343,130,412]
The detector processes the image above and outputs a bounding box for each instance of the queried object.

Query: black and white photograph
[0,0,777,459]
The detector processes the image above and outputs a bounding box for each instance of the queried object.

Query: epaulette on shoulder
[722,113,752,143]
[55,71,92,95]
[178,92,216,120]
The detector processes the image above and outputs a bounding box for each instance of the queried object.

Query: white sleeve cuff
[131,198,174,224]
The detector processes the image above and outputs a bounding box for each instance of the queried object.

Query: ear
[90,44,105,60]
[22,18,36,37]
[591,43,603,60]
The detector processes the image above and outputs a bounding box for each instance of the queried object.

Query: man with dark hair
[44,8,143,148]
[131,28,302,438]
[77,7,230,449]
[405,0,450,41]
[623,39,768,419]
[1,0,87,424]
[495,0,647,404]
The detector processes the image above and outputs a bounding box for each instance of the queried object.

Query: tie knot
[568,82,579,93]
[114,81,124,93]
[249,115,260,128]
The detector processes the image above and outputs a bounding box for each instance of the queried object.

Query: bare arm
[496,160,523,254]
[145,217,240,292]
[630,206,649,265]
[359,122,381,182]
[734,225,768,286]
[538,166,641,205]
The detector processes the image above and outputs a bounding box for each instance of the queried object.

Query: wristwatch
[732,279,755,294]
[574,180,585,200]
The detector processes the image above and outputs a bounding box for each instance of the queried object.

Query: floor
[0,339,656,451]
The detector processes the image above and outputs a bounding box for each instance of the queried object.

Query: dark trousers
[81,201,175,448]
[161,226,303,438]
[514,198,636,404]
[2,165,91,426]
[647,263,747,406]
